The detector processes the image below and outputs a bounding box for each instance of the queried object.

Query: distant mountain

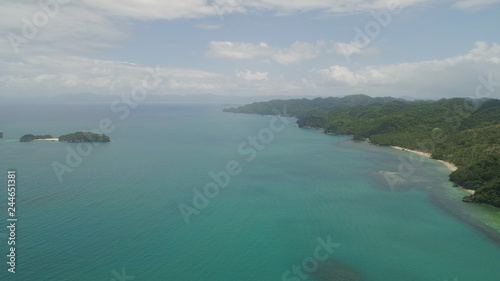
[223,94,398,117]
[0,93,338,105]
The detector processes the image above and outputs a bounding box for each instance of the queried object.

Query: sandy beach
[391,146,475,195]
[34,138,59,141]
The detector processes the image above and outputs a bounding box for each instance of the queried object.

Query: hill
[59,132,110,143]
[223,94,397,117]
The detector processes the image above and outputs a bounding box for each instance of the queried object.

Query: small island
[20,132,110,143]
[20,134,55,142]
[59,132,110,143]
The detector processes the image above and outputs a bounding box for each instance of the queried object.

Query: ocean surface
[0,103,500,281]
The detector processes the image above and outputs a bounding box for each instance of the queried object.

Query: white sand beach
[34,138,59,141]
[391,146,474,195]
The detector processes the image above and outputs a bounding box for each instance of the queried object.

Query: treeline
[226,96,500,207]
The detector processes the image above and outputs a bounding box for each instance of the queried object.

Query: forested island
[20,132,110,143]
[59,132,110,142]
[224,95,500,207]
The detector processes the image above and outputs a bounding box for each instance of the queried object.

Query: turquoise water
[0,103,500,280]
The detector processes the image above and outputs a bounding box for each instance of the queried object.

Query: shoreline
[34,138,59,141]
[390,146,475,195]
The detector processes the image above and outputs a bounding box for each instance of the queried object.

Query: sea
[0,103,499,281]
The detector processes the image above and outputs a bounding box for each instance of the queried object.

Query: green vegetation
[59,132,110,143]
[20,134,36,142]
[450,156,500,206]
[20,134,54,142]
[226,95,500,207]
[223,94,397,117]
[19,132,110,143]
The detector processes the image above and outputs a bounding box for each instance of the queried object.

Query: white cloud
[0,0,492,62]
[245,0,499,14]
[207,41,269,59]
[452,0,500,10]
[76,0,500,20]
[0,55,226,96]
[274,41,325,64]
[196,24,223,30]
[3,42,499,99]
[75,0,500,22]
[208,39,381,64]
[236,70,269,81]
[319,65,366,85]
[318,41,500,98]
[70,0,425,20]
[207,41,324,64]
[246,0,388,14]
[34,74,57,82]
[1,1,498,99]
[81,0,221,20]
[0,1,129,56]
[53,0,497,23]
[0,0,495,59]
[2,42,499,99]
[333,41,381,60]
[80,0,281,21]
[0,55,301,97]
[0,0,422,35]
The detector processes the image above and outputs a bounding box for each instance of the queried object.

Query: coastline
[391,146,475,195]
[34,138,59,141]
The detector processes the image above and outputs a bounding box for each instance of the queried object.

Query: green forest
[59,132,110,143]
[20,134,54,142]
[225,96,500,207]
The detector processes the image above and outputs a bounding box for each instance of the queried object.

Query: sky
[1,0,500,99]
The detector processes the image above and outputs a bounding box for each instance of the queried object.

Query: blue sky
[1,0,500,99]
